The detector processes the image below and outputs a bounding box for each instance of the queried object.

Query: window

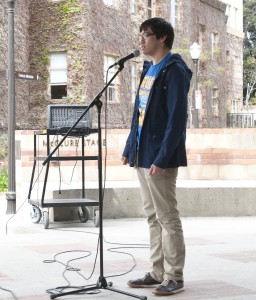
[199,25,206,70]
[103,0,114,6]
[131,0,136,15]
[50,52,67,100]
[104,55,117,102]
[211,32,218,60]
[226,4,231,27]
[231,99,239,113]
[234,7,238,28]
[148,0,155,18]
[226,5,239,29]
[131,63,137,103]
[212,88,219,116]
[234,55,239,76]
[171,0,179,28]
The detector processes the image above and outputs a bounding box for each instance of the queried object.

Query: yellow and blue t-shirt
[137,53,171,147]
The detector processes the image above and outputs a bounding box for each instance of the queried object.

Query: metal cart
[28,128,100,229]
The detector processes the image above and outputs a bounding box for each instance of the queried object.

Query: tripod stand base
[50,276,147,300]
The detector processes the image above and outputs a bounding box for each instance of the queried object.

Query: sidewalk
[1,196,256,300]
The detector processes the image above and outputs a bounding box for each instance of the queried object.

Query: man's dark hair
[140,17,174,50]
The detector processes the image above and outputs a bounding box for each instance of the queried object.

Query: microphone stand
[43,64,147,300]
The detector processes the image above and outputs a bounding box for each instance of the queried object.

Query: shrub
[0,134,8,160]
[249,98,256,105]
[0,167,8,192]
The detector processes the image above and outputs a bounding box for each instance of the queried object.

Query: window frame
[211,32,219,60]
[148,0,156,18]
[171,0,179,28]
[231,99,239,113]
[104,55,118,103]
[103,0,115,6]
[234,7,238,28]
[131,0,136,15]
[225,4,231,27]
[50,52,67,100]
[212,88,219,116]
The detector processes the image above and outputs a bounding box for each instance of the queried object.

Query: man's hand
[121,156,129,165]
[149,164,165,176]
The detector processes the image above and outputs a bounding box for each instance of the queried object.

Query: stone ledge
[51,182,256,220]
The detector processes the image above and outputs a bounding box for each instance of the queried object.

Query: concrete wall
[52,184,256,220]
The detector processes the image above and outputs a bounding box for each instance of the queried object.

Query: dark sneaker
[127,272,161,288]
[152,279,184,295]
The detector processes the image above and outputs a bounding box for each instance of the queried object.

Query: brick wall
[16,129,256,193]
[184,128,256,179]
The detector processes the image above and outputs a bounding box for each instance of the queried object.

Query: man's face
[139,27,166,57]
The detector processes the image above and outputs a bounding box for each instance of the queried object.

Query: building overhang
[200,0,226,12]
[226,27,244,39]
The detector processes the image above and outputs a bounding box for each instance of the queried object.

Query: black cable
[36,133,41,203]
[57,136,80,187]
[4,132,58,234]
[45,249,92,280]
[35,133,57,206]
[4,123,108,296]
[44,227,149,295]
[5,163,45,235]
[103,235,149,279]
[42,68,148,292]
[56,135,62,193]
[6,67,139,298]
[0,285,18,300]
[44,234,101,296]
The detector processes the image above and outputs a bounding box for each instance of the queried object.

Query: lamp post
[189,42,201,128]
[6,0,16,214]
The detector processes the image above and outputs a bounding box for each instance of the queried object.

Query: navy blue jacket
[123,53,192,169]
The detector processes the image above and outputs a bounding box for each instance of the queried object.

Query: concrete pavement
[1,196,256,300]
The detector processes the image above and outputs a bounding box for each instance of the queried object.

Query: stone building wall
[0,3,8,130]
[222,0,244,114]
[158,0,228,128]
[0,0,243,130]
[28,0,144,129]
[82,0,142,129]
[226,33,244,112]
[26,0,232,131]
[0,0,31,131]
[197,0,227,128]
[28,0,88,129]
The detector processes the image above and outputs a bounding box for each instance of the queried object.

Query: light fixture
[189,42,202,128]
[189,42,202,61]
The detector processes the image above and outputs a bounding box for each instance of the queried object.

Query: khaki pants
[136,167,185,282]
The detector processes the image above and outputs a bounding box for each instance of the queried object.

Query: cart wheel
[30,206,42,223]
[93,209,99,227]
[78,206,90,223]
[43,211,49,229]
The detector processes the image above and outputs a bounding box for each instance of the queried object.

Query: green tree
[244,0,256,105]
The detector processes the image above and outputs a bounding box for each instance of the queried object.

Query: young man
[121,18,192,296]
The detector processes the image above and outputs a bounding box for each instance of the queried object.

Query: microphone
[109,50,140,68]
